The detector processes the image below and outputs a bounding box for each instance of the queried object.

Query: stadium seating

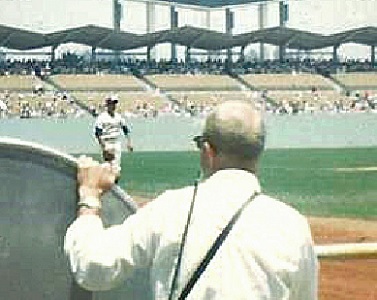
[2,71,375,117]
[167,91,253,108]
[333,72,377,90]
[145,74,242,91]
[241,73,333,90]
[0,75,45,91]
[3,91,72,117]
[50,74,144,91]
[267,90,351,110]
[71,91,167,114]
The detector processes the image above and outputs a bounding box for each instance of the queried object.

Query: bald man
[65,100,318,300]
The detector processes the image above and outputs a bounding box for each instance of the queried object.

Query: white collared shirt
[65,169,318,299]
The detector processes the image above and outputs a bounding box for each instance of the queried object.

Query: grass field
[90,147,377,219]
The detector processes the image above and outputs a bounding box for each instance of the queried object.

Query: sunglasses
[193,135,208,150]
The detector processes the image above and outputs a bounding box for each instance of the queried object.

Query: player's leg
[112,143,122,183]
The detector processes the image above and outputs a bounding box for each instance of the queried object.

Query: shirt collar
[204,168,261,194]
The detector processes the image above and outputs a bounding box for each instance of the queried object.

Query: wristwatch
[77,196,101,210]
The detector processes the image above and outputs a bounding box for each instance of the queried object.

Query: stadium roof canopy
[1,24,377,52]
[0,24,50,50]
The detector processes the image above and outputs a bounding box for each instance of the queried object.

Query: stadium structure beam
[278,0,287,62]
[371,45,375,67]
[185,46,191,62]
[91,47,97,64]
[126,0,211,12]
[113,0,121,32]
[113,0,122,61]
[117,1,272,63]
[206,10,212,60]
[128,0,267,10]
[225,7,234,68]
[170,5,178,61]
[333,45,339,67]
[240,45,245,61]
[146,1,156,61]
[258,2,267,61]
[146,46,151,62]
[51,45,57,62]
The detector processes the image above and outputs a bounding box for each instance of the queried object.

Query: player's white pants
[103,141,122,174]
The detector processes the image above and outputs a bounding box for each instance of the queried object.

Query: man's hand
[77,156,117,200]
[127,144,134,152]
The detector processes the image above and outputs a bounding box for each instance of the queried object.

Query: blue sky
[1,0,376,60]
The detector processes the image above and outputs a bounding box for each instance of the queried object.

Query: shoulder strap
[177,192,259,300]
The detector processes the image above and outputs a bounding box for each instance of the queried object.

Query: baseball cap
[105,95,119,104]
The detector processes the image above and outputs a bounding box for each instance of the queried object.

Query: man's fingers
[101,162,115,176]
[78,155,99,168]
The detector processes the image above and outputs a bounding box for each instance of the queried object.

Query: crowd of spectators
[0,89,86,119]
[266,93,377,115]
[231,58,376,75]
[1,87,377,120]
[0,54,376,76]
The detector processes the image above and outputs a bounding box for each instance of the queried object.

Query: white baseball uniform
[94,111,129,173]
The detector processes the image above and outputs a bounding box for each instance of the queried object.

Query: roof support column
[333,45,339,68]
[278,1,288,63]
[147,46,152,63]
[258,2,267,61]
[91,47,97,66]
[279,43,285,63]
[113,0,122,63]
[240,46,245,62]
[146,0,156,62]
[206,9,212,60]
[371,45,375,68]
[225,7,234,69]
[170,5,178,62]
[185,46,191,63]
[51,45,57,64]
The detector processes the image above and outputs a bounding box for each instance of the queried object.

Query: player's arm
[121,124,133,152]
[94,126,105,149]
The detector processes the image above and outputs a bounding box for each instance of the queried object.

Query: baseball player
[94,95,133,179]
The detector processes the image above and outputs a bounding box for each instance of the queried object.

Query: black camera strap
[168,179,200,300]
[176,191,260,300]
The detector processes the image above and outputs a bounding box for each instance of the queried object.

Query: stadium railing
[316,242,377,260]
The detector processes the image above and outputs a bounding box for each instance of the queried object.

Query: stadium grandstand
[1,0,377,118]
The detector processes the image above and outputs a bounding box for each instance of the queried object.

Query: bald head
[203,100,265,164]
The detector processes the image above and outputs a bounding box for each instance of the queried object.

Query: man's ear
[204,142,216,158]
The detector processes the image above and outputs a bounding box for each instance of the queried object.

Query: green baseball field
[105,147,377,219]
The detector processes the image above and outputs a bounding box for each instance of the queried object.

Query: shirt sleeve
[64,209,157,292]
[290,221,319,300]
